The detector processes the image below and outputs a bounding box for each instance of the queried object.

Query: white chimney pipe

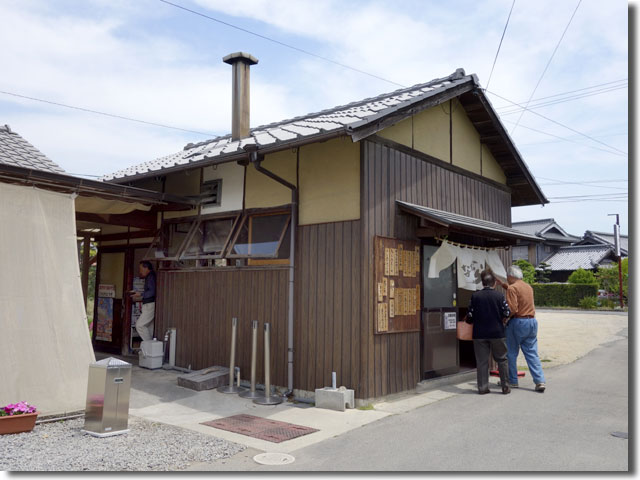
[223,52,259,141]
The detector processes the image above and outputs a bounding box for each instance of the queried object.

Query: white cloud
[0,0,628,233]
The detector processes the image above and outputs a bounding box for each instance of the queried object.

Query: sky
[0,0,629,235]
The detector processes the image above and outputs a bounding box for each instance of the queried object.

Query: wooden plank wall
[361,139,513,398]
[293,220,364,396]
[155,268,289,387]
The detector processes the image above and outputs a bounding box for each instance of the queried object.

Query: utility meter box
[82,357,132,437]
[139,339,164,369]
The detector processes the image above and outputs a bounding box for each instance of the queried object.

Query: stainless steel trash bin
[82,357,132,437]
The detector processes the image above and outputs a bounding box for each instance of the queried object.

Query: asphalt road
[210,328,629,472]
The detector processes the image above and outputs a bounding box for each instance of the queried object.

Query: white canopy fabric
[427,240,508,290]
[0,182,95,415]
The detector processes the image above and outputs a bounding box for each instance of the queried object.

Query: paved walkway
[192,326,629,471]
[123,311,627,470]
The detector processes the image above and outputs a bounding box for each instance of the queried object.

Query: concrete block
[314,387,355,412]
[177,366,229,391]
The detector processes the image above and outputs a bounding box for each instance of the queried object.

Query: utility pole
[607,214,624,308]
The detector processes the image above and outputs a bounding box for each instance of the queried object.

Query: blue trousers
[506,317,546,385]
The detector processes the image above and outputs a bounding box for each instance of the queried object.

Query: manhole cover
[253,452,295,465]
[610,431,628,439]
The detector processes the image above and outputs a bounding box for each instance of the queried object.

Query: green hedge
[532,283,599,307]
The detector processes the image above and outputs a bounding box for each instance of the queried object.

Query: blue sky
[0,0,629,235]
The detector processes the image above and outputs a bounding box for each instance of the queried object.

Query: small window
[544,245,552,253]
[201,179,222,207]
[228,212,291,263]
[181,216,238,260]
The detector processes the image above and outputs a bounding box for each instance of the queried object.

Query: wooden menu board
[374,236,421,334]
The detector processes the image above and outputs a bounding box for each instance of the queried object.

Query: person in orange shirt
[499,265,546,392]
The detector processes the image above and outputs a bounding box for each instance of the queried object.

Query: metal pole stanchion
[253,323,283,405]
[240,321,261,399]
[218,317,247,394]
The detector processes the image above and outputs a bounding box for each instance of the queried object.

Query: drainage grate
[610,431,628,439]
[201,414,318,443]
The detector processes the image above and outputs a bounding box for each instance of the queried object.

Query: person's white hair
[508,265,524,279]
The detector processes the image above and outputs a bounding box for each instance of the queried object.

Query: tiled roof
[584,230,629,254]
[0,125,65,173]
[396,200,540,242]
[542,245,617,271]
[102,69,475,181]
[511,218,579,242]
[511,219,555,236]
[543,232,581,243]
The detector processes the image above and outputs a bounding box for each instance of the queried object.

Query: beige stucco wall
[244,148,297,209]
[298,137,360,225]
[413,105,451,162]
[482,144,507,184]
[451,99,481,175]
[377,101,507,185]
[378,116,413,147]
[99,252,125,298]
[243,137,360,225]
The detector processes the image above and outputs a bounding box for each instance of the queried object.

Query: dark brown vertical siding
[361,139,512,398]
[155,268,289,387]
[293,220,363,397]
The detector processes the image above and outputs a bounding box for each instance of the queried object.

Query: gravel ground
[0,416,245,471]
[518,310,627,370]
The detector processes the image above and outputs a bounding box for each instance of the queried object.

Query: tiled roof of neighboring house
[579,230,629,254]
[99,67,548,207]
[511,219,555,236]
[103,69,473,181]
[511,218,579,242]
[542,245,617,271]
[0,124,65,173]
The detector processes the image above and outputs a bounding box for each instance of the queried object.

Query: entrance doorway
[420,244,476,379]
[92,244,151,355]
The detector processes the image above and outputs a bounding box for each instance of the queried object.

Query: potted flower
[0,402,39,435]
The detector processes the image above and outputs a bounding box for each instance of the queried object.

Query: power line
[500,118,626,157]
[551,198,628,204]
[538,177,627,191]
[488,90,627,155]
[510,0,582,133]
[485,0,516,90]
[538,176,627,184]
[539,181,627,191]
[519,132,627,147]
[0,89,217,137]
[548,192,628,199]
[157,0,406,88]
[494,78,627,110]
[498,84,627,115]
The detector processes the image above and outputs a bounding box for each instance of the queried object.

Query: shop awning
[396,200,541,244]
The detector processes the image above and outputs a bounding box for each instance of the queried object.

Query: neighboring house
[98,56,547,402]
[540,244,620,283]
[0,124,194,415]
[0,124,66,173]
[575,230,628,256]
[511,218,581,266]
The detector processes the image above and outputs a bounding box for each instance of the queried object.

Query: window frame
[141,219,199,262]
[200,178,223,208]
[226,210,292,260]
[179,214,241,261]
